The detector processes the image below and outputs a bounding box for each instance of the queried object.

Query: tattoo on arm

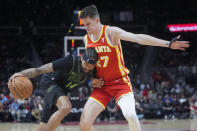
[19,63,53,78]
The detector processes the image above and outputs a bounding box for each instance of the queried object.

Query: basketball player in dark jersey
[8,48,104,131]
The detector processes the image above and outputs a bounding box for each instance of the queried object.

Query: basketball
[9,76,33,100]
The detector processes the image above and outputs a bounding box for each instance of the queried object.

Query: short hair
[82,48,98,64]
[80,4,99,19]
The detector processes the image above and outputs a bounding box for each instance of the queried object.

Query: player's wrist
[168,40,173,48]
[169,36,179,48]
[168,42,172,48]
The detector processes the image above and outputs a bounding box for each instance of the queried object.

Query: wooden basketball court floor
[0,119,197,131]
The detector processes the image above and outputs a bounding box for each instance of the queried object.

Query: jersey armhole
[105,26,117,48]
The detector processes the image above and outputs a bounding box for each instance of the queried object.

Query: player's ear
[96,17,100,23]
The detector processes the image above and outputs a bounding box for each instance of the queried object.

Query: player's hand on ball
[91,78,104,88]
[8,74,33,100]
[8,73,23,87]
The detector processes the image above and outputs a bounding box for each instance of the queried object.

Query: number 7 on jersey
[97,56,109,68]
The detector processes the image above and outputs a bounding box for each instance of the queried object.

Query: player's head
[81,48,98,73]
[80,5,100,34]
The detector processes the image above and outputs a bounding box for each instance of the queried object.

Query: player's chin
[83,69,90,73]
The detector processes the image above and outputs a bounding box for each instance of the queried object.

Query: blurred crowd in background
[0,0,197,123]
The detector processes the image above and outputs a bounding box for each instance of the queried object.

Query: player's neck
[91,24,103,41]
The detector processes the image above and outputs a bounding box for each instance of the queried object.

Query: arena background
[0,0,197,130]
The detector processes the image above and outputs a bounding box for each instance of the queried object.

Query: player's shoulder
[106,25,119,29]
[105,25,112,35]
[57,55,74,64]
[105,25,121,33]
[105,25,112,31]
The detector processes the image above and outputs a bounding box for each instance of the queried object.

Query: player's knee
[123,111,138,121]
[59,104,72,115]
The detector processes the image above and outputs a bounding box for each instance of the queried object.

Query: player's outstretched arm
[8,63,53,87]
[107,26,190,50]
[19,63,53,78]
[8,63,53,83]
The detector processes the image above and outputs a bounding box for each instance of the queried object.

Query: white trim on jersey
[105,26,117,47]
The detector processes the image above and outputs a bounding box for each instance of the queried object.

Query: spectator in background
[135,100,144,120]
[106,98,117,121]
[0,81,9,94]
[163,94,173,104]
[189,97,197,119]
[1,94,9,104]
[142,87,148,97]
[31,96,44,122]
[1,99,12,122]
[179,94,190,119]
[154,95,163,119]
[192,91,197,102]
[10,99,20,122]
[141,96,150,119]
[0,101,7,122]
[17,100,32,122]
[171,95,181,119]
[163,99,173,119]
[148,94,159,118]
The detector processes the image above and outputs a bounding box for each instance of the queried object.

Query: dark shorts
[40,83,68,123]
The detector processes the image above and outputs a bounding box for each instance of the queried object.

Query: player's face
[82,17,99,34]
[81,59,96,73]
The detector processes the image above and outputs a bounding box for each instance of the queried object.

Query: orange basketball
[9,76,33,100]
